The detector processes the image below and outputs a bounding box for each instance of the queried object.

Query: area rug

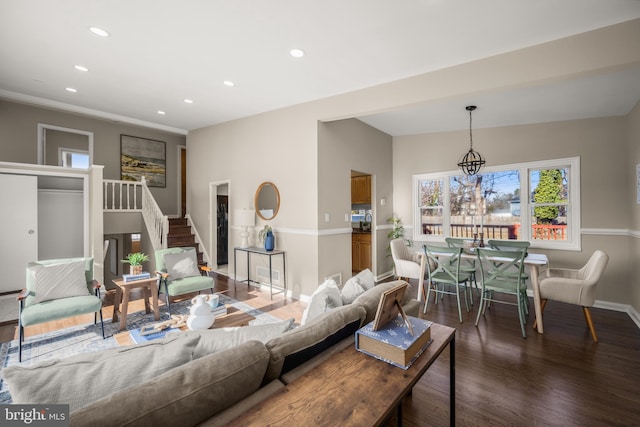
[0,294,283,404]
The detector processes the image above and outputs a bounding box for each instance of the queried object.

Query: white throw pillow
[341,276,367,304]
[30,260,90,305]
[183,318,295,359]
[301,279,343,325]
[163,250,201,280]
[354,268,376,290]
[1,334,200,412]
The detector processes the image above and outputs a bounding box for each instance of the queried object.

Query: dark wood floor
[2,273,639,426]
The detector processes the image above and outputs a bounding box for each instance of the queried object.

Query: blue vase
[264,231,275,251]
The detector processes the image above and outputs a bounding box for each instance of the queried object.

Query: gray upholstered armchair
[18,257,104,362]
[536,250,609,341]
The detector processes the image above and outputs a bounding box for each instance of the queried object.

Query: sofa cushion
[70,341,271,427]
[353,280,414,324]
[300,278,342,325]
[2,333,199,412]
[182,318,294,359]
[264,304,367,384]
[29,260,90,305]
[163,250,201,280]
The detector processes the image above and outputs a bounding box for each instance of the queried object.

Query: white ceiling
[1,0,640,136]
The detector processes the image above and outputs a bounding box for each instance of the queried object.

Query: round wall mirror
[255,182,280,220]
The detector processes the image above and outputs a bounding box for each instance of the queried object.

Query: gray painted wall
[0,100,186,215]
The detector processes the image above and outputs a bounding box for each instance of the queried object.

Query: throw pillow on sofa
[183,318,295,358]
[2,333,200,412]
[340,268,376,305]
[340,276,366,304]
[300,278,342,325]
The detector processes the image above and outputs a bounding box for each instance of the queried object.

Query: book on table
[356,315,432,369]
[210,302,227,317]
[122,271,152,282]
[129,326,179,344]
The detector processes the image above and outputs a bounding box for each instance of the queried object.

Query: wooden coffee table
[113,306,256,346]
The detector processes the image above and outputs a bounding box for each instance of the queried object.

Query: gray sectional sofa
[3,280,419,426]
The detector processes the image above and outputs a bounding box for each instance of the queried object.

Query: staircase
[167,218,206,267]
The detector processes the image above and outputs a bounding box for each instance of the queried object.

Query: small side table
[112,276,160,331]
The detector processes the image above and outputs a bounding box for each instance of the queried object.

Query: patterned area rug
[0,294,282,404]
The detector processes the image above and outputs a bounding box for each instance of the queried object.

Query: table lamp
[235,209,255,248]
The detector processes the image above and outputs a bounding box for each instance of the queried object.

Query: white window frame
[412,157,581,251]
[59,147,90,168]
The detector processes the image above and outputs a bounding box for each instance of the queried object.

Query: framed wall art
[120,134,166,187]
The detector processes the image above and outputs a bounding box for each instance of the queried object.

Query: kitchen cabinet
[352,232,372,272]
[351,175,371,204]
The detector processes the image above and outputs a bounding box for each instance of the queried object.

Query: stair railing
[140,177,169,250]
[103,179,142,211]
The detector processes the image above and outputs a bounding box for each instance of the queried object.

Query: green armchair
[18,257,104,362]
[155,247,214,316]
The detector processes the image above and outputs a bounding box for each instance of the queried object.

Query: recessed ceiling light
[74,65,89,72]
[89,26,110,37]
[290,48,305,58]
[157,110,166,115]
[223,80,235,87]
[65,87,78,93]
[184,99,193,104]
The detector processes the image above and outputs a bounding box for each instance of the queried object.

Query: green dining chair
[475,248,528,338]
[422,245,472,323]
[445,237,478,304]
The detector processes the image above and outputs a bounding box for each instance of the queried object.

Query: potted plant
[386,216,408,258]
[121,252,150,275]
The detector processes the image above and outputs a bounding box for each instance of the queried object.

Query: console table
[229,322,456,426]
[233,246,286,299]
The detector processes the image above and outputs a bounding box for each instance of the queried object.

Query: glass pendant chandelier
[457,105,486,176]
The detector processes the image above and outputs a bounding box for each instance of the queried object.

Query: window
[413,157,580,250]
[60,149,90,169]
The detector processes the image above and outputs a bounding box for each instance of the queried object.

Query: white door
[0,174,38,293]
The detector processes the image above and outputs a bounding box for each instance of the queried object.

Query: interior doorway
[179,146,187,217]
[209,180,231,275]
[350,170,373,274]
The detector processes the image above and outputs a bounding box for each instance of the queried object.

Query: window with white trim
[413,157,580,250]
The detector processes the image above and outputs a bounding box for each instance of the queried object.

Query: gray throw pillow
[163,250,201,280]
[29,260,90,305]
[2,334,200,412]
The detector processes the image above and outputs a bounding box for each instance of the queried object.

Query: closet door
[0,174,38,293]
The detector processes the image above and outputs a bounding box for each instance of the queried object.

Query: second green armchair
[155,247,214,315]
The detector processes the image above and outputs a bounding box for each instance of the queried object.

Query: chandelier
[457,105,485,176]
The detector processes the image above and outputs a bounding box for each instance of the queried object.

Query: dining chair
[445,237,478,304]
[535,250,609,341]
[422,245,471,323]
[390,238,423,283]
[475,247,529,338]
[487,239,531,312]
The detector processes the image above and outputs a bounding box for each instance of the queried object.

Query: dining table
[417,248,550,333]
